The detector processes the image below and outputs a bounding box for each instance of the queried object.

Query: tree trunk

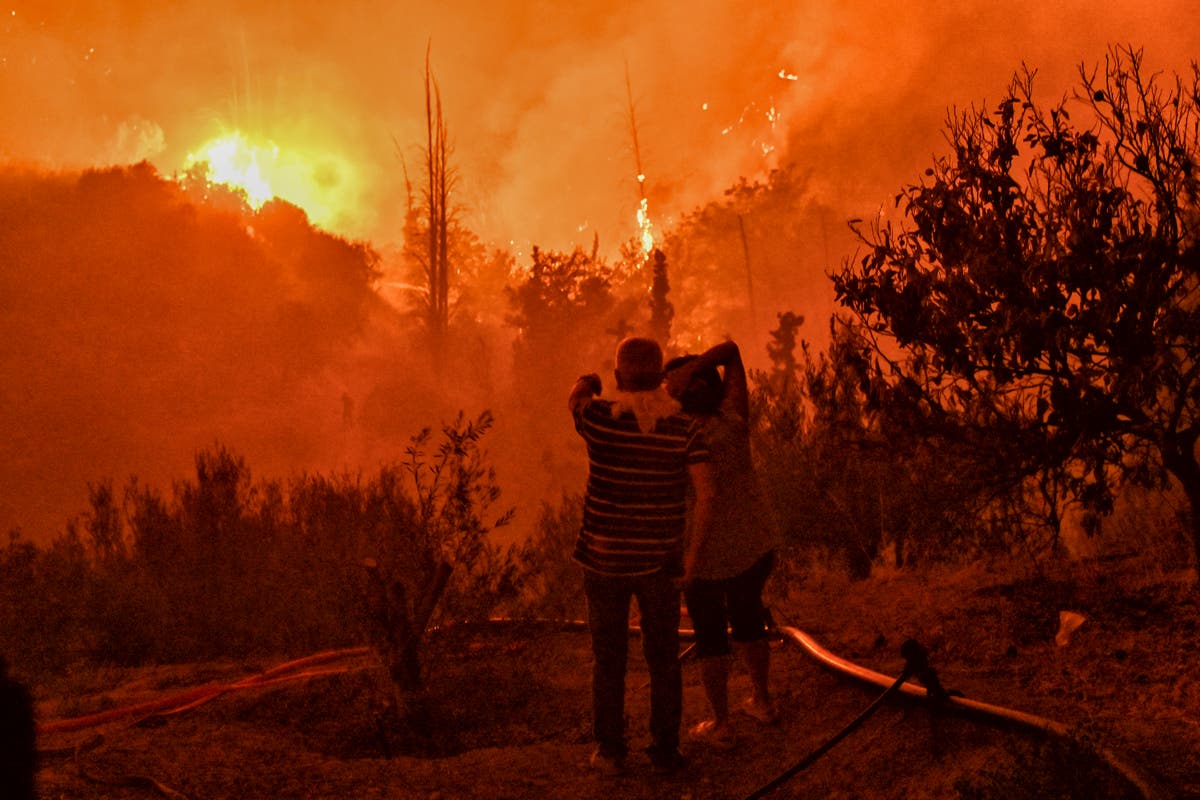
[363,561,453,729]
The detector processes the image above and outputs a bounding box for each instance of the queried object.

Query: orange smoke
[2,0,1200,539]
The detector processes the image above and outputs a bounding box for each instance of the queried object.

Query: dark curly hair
[664,355,723,415]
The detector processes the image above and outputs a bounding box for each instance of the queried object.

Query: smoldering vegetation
[0,164,585,676]
[0,418,528,673]
[0,157,844,544]
[0,161,601,677]
[0,159,873,679]
[0,159,836,676]
[4,41,1200,693]
[0,162,505,539]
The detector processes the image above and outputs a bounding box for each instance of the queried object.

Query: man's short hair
[615,337,663,391]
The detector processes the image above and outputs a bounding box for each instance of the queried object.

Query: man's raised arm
[569,373,603,415]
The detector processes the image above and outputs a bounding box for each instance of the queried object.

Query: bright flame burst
[183,132,357,231]
[636,196,655,256]
[635,172,655,257]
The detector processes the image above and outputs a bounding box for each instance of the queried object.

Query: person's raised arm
[686,340,748,421]
[569,373,602,415]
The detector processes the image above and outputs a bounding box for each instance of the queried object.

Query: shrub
[1,412,518,677]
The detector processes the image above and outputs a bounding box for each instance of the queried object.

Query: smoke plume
[2,0,1198,537]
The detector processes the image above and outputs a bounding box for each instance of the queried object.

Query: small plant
[512,494,586,621]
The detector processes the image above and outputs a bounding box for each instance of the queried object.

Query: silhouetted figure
[0,656,36,800]
[664,340,784,749]
[570,336,715,777]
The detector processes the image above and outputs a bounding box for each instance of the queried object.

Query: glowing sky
[4,0,1199,256]
[4,0,1200,541]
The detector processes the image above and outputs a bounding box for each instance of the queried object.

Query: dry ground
[32,556,1200,799]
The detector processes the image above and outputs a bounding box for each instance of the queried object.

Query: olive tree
[833,46,1200,567]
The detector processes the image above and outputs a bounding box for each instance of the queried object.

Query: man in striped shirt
[569,336,715,776]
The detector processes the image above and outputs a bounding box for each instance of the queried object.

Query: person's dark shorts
[684,550,775,659]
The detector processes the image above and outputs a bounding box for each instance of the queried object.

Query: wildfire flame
[636,195,654,256]
[186,133,277,207]
[183,132,357,230]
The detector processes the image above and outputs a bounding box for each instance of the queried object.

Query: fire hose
[741,639,928,800]
[37,647,372,736]
[768,619,1169,800]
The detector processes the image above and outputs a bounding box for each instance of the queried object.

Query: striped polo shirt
[572,397,710,576]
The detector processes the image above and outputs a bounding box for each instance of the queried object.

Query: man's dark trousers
[583,568,682,760]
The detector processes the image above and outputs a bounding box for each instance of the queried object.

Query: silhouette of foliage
[512,494,586,621]
[648,248,674,345]
[505,244,632,421]
[0,415,517,676]
[834,46,1200,568]
[660,165,827,346]
[751,312,1076,577]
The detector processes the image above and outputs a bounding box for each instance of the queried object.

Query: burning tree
[833,46,1200,568]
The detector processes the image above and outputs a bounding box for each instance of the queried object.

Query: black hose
[742,654,918,799]
[774,622,1170,800]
